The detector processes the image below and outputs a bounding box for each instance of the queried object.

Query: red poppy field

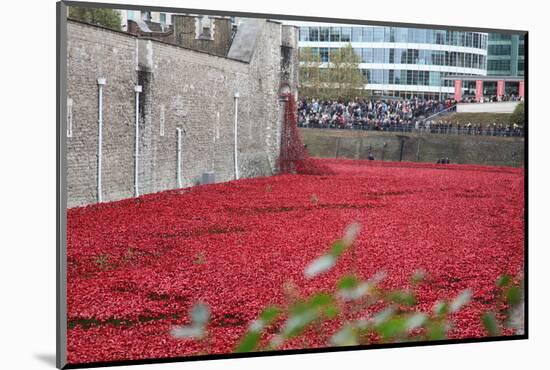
[66,158,524,364]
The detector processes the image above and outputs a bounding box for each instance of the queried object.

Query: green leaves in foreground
[387,290,417,306]
[170,303,210,340]
[481,312,501,337]
[173,227,526,353]
[281,293,338,339]
[480,274,524,336]
[235,306,280,353]
[304,223,361,279]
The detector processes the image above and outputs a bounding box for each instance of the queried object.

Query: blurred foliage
[510,101,525,127]
[69,7,122,31]
[481,274,525,336]
[171,223,525,352]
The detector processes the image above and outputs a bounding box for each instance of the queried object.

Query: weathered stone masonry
[66,19,298,208]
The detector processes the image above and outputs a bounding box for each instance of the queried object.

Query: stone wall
[457,101,519,113]
[66,19,297,207]
[301,128,524,167]
[172,15,233,56]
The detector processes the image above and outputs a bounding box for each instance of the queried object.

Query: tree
[298,44,367,101]
[69,7,123,31]
[510,101,525,127]
[327,44,367,101]
[298,47,323,99]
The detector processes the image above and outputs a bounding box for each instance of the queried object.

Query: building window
[394,28,406,43]
[430,71,441,86]
[319,27,330,41]
[330,27,341,42]
[362,48,373,63]
[388,48,395,63]
[472,54,479,69]
[518,60,525,75]
[426,29,434,44]
[384,27,391,42]
[160,13,166,26]
[488,59,511,71]
[351,27,362,42]
[488,44,512,56]
[373,27,384,42]
[457,52,465,67]
[434,30,445,45]
[465,32,473,47]
[394,48,403,64]
[518,43,525,56]
[373,48,384,63]
[299,27,309,41]
[197,16,213,40]
[416,29,427,43]
[371,69,383,84]
[341,27,351,42]
[465,53,472,68]
[320,47,329,62]
[490,33,512,41]
[363,27,373,42]
[309,27,319,42]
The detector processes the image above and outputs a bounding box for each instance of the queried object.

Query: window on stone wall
[67,97,73,138]
[197,16,213,40]
[160,105,165,137]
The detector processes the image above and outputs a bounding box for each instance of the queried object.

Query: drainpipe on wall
[176,127,182,188]
[134,85,142,197]
[96,78,106,202]
[233,92,240,180]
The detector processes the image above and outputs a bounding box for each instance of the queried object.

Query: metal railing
[298,123,524,138]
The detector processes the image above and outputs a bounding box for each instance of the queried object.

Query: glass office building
[296,22,489,99]
[487,33,525,77]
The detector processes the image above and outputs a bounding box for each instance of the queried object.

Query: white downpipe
[176,127,182,188]
[96,78,106,202]
[233,92,240,180]
[134,85,142,197]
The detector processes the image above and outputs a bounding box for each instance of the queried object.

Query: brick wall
[66,20,297,207]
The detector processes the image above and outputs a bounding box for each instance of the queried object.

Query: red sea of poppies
[66,158,524,364]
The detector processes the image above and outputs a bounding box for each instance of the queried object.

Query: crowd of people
[297,97,456,131]
[297,97,524,137]
[417,120,523,136]
[459,94,523,104]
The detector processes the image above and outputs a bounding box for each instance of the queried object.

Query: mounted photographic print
[56,1,527,368]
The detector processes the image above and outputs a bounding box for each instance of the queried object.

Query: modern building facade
[447,33,525,101]
[487,33,525,78]
[296,22,489,99]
